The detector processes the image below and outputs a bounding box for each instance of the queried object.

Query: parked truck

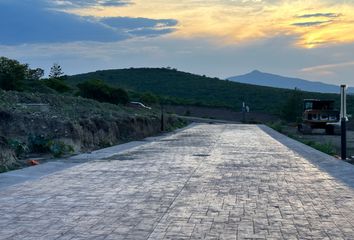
[298,99,339,135]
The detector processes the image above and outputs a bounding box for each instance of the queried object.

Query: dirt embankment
[0,90,185,171]
[1,110,178,150]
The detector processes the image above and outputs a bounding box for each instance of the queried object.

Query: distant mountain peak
[228,71,352,94]
[250,70,262,74]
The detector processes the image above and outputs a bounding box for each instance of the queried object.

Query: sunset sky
[1,0,354,85]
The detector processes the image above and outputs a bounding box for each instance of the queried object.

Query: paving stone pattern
[1,124,354,239]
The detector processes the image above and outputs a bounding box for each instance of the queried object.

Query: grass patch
[268,121,284,133]
[268,122,337,156]
[165,117,189,132]
[299,140,336,156]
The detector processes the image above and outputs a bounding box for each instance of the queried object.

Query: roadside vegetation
[268,121,338,157]
[0,57,187,172]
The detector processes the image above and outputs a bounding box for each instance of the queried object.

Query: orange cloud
[65,0,354,48]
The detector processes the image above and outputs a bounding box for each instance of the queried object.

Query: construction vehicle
[298,99,339,135]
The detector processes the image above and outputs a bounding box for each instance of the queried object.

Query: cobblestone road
[1,124,354,240]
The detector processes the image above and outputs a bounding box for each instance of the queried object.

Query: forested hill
[67,68,342,113]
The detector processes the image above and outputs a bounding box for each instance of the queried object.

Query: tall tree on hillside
[0,57,28,91]
[26,68,44,81]
[282,88,304,122]
[49,63,64,79]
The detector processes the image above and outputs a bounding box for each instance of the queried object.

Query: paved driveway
[1,124,354,240]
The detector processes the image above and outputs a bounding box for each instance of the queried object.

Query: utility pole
[340,85,347,160]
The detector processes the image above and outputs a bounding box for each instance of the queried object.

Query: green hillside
[68,68,347,114]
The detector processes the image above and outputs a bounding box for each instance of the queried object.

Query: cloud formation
[53,0,131,8]
[101,17,177,37]
[66,0,354,48]
[301,61,354,72]
[292,20,332,27]
[0,0,353,87]
[0,0,176,45]
[297,13,340,18]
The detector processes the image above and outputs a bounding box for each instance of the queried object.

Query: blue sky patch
[0,0,177,45]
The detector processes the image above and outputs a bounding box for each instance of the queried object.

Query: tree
[110,88,129,105]
[49,63,64,79]
[140,92,159,105]
[281,88,304,122]
[26,68,44,81]
[0,57,27,90]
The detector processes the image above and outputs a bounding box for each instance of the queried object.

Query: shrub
[47,140,74,158]
[28,134,50,153]
[165,117,188,132]
[77,80,129,104]
[0,136,20,172]
[140,92,159,105]
[27,134,74,157]
[8,139,29,158]
[43,79,71,93]
[110,88,129,105]
[268,122,284,133]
